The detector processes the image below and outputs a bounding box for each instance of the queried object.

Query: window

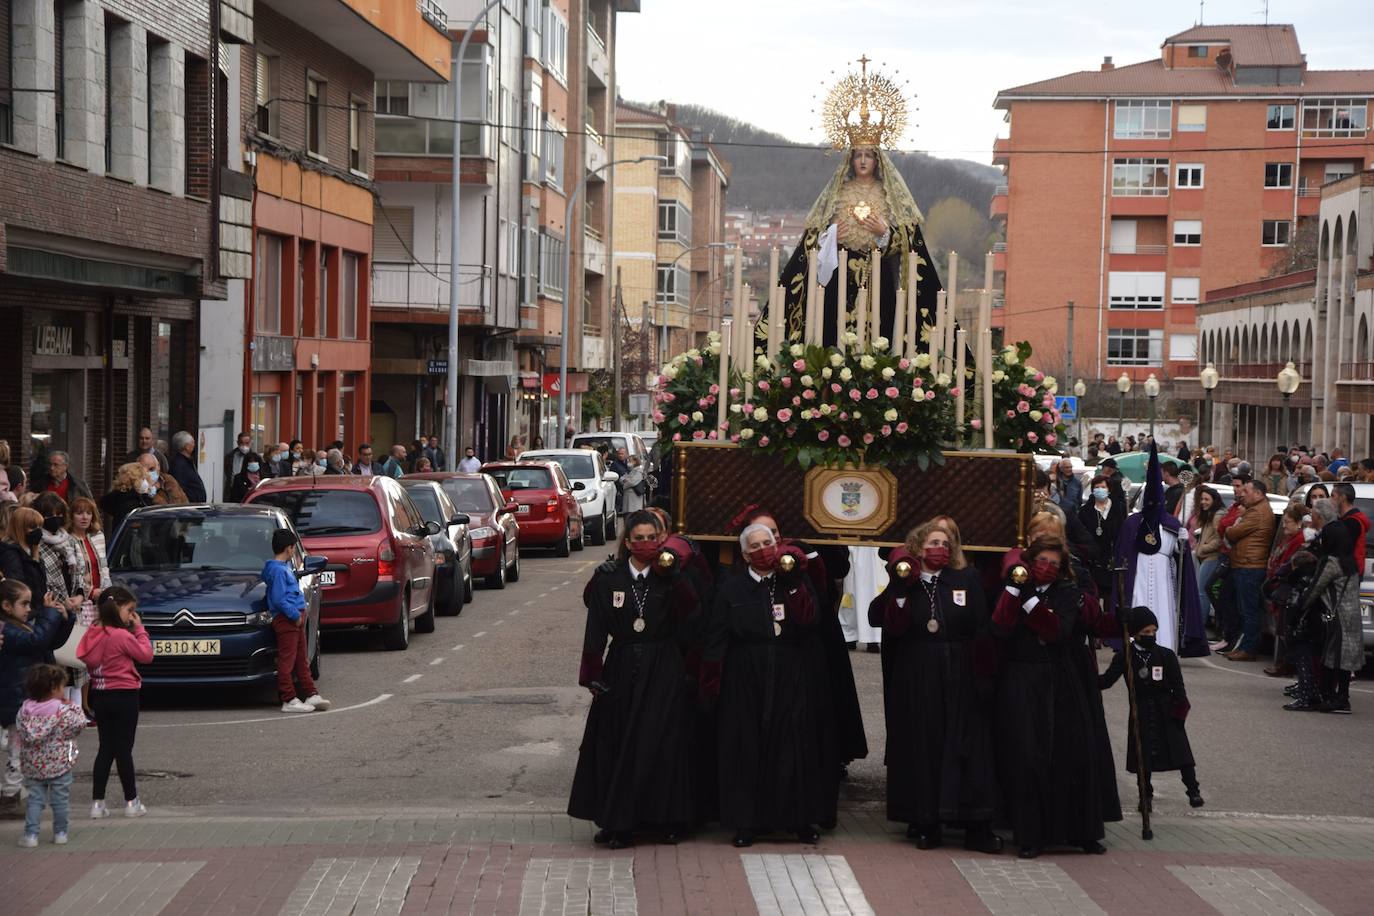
[657,201,691,245]
[306,74,325,157]
[1169,333,1198,362]
[255,233,282,333]
[1112,158,1170,196]
[348,97,364,172]
[252,489,382,536]
[523,226,539,302]
[543,119,565,188]
[1325,162,1356,182]
[255,51,278,135]
[1261,162,1293,188]
[1266,103,1295,130]
[1301,98,1368,138]
[656,264,689,305]
[0,0,11,144]
[1113,99,1171,139]
[539,232,566,298]
[1107,329,1163,366]
[1262,220,1292,246]
[53,0,64,158]
[341,252,359,339]
[1108,272,1165,309]
[543,6,568,81]
[1176,163,1204,188]
[319,246,331,335]
[1187,45,1208,58]
[1177,104,1207,132]
[1173,219,1202,246]
[525,98,542,180]
[1171,277,1201,304]
[523,0,542,61]
[374,81,408,116]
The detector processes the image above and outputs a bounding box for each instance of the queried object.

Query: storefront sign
[543,372,589,396]
[426,359,449,376]
[251,335,295,372]
[33,325,73,356]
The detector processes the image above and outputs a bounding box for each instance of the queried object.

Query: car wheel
[486,554,507,589]
[589,509,607,546]
[415,586,437,634]
[605,512,617,541]
[462,558,474,604]
[507,544,521,582]
[571,522,585,552]
[555,523,572,557]
[382,592,412,651]
[309,627,322,680]
[440,565,462,616]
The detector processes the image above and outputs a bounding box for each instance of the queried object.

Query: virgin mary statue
[762,58,943,350]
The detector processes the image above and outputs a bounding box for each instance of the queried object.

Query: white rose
[662,366,678,381]
[884,408,899,422]
[992,370,1007,383]
[1041,375,1057,389]
[707,341,721,356]
[829,353,845,367]
[852,411,862,422]
[753,407,768,422]
[756,355,771,370]
[913,354,932,369]
[730,404,742,414]
[691,411,704,423]
[839,367,853,382]
[881,367,896,380]
[790,344,805,357]
[873,336,890,351]
[800,374,814,387]
[842,331,859,347]
[821,367,833,379]
[859,355,876,370]
[1029,410,1043,422]
[686,348,700,359]
[739,428,755,440]
[936,372,952,387]
[819,403,833,416]
[707,330,721,343]
[912,388,926,400]
[1003,351,1019,366]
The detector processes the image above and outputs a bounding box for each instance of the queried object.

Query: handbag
[53,615,88,670]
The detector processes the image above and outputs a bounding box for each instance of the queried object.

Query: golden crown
[820,55,909,150]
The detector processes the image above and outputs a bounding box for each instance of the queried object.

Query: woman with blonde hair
[99,463,153,536]
[908,517,968,570]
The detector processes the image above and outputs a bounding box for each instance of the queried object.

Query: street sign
[1055,395,1078,420]
[426,359,448,376]
[628,393,651,416]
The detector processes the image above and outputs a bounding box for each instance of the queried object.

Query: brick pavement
[4,808,1374,915]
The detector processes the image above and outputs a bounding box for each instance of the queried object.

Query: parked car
[571,431,656,500]
[246,475,438,651]
[519,448,618,545]
[481,460,584,557]
[408,472,521,588]
[399,478,472,615]
[107,504,326,691]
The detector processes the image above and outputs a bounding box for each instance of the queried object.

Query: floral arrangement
[986,341,1063,452]
[650,332,726,444]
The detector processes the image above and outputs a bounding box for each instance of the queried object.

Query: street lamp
[558,154,669,441]
[1143,373,1161,441]
[1116,372,1132,438]
[659,242,734,365]
[1073,378,1087,449]
[1277,361,1302,452]
[1199,362,1219,449]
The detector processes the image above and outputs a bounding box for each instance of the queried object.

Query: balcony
[1340,362,1374,381]
[583,231,607,276]
[585,123,608,175]
[1108,243,1168,256]
[257,0,449,80]
[586,25,609,88]
[375,115,493,163]
[582,334,607,370]
[991,241,1007,253]
[989,186,1008,219]
[1214,362,1312,380]
[992,137,1010,165]
[417,0,446,32]
[371,262,486,313]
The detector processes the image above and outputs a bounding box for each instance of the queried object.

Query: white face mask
[1303,527,1318,543]
[137,479,152,495]
[239,445,250,454]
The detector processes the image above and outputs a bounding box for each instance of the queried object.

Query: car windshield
[403,485,444,523]
[487,467,551,490]
[528,453,594,479]
[111,516,282,572]
[251,489,381,536]
[576,436,627,455]
[442,479,495,512]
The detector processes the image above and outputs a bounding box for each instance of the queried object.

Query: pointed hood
[1135,442,1165,556]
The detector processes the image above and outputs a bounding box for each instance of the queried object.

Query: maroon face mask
[749,544,780,570]
[1031,558,1061,584]
[628,540,662,563]
[922,545,950,571]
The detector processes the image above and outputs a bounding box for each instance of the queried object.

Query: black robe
[1100,643,1195,774]
[567,561,698,832]
[1078,499,1126,601]
[991,578,1109,849]
[869,566,997,828]
[809,545,868,767]
[706,567,830,832]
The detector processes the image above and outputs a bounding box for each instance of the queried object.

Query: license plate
[153,639,221,657]
[319,571,336,585]
[517,504,530,514]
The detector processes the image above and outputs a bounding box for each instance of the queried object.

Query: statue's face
[851,148,877,177]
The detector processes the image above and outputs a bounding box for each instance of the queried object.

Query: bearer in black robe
[1100,606,1204,809]
[868,520,1001,853]
[568,510,699,848]
[991,536,1110,859]
[703,523,828,847]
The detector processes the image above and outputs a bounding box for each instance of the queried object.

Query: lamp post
[1116,372,1132,438]
[1143,373,1161,441]
[558,154,668,442]
[659,242,734,365]
[1073,378,1087,450]
[446,0,502,467]
[1277,361,1302,452]
[1199,362,1219,450]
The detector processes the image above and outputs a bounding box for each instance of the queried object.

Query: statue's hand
[861,213,889,239]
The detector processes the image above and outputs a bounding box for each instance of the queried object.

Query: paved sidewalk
[4,806,1374,915]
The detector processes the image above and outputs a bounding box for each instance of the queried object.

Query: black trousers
[90,689,140,802]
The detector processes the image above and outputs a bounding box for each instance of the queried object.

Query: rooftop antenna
[1198,0,1204,24]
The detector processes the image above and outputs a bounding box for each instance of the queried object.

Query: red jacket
[77,623,154,691]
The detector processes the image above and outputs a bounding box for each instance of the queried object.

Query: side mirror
[572,481,586,491]
[301,555,328,576]
[450,513,470,526]
[603,471,620,483]
[424,520,442,537]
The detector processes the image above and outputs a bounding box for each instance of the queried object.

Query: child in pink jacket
[16,664,87,847]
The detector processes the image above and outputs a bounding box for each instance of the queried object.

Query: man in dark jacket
[168,431,207,503]
[33,450,93,503]
[225,431,253,496]
[352,443,387,476]
[125,427,169,473]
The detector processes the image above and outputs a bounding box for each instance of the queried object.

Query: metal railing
[1210,361,1312,380]
[585,122,604,148]
[1340,362,1374,381]
[993,183,1008,195]
[991,242,1007,253]
[418,0,447,32]
[371,262,486,311]
[1108,243,1168,255]
[586,25,607,56]
[1297,186,1323,198]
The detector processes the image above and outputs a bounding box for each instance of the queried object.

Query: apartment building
[611,100,730,358]
[992,24,1374,386]
[0,0,239,490]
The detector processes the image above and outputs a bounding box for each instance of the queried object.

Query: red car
[406,472,522,589]
[481,461,584,557]
[246,475,438,651]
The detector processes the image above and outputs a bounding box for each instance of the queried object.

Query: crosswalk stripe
[40,861,205,916]
[1168,865,1334,916]
[519,858,637,915]
[277,857,421,916]
[953,858,1106,916]
[741,854,874,916]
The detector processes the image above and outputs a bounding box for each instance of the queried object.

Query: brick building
[992,24,1374,388]
[0,0,239,491]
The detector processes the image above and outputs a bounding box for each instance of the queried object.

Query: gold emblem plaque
[803,465,898,537]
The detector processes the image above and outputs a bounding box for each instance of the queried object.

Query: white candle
[741,283,753,401]
[767,284,780,362]
[892,289,905,358]
[732,247,745,352]
[870,247,881,344]
[906,277,918,359]
[718,317,732,434]
[982,328,994,449]
[955,328,967,441]
[769,246,780,296]
[837,249,848,348]
[806,250,819,346]
[855,286,867,346]
[934,290,947,363]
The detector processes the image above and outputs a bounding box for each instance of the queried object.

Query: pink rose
[1006,410,1016,419]
[898,358,911,370]
[695,356,704,366]
[758,436,770,447]
[698,398,710,408]
[885,386,900,398]
[817,430,830,442]
[912,377,924,387]
[758,380,771,392]
[837,434,851,447]
[709,383,720,395]
[781,377,793,388]
[730,387,741,398]
[849,389,862,401]
[803,389,816,400]
[662,392,675,402]
[1043,395,1055,408]
[1027,431,1039,443]
[776,408,793,422]
[896,422,909,434]
[949,387,961,398]
[792,396,802,406]
[656,375,668,386]
[865,388,879,400]
[863,433,875,445]
[672,432,682,441]
[786,426,797,437]
[925,391,936,401]
[730,434,740,443]
[677,413,689,424]
[1034,371,1045,382]
[1016,401,1030,413]
[692,429,705,440]
[839,412,849,421]
[743,404,753,414]
[881,425,892,437]
[708,430,718,440]
[970,419,983,430]
[831,383,842,394]
[1045,433,1057,444]
[793,359,807,371]
[652,411,665,423]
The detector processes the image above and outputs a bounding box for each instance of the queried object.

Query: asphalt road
[77,546,1374,820]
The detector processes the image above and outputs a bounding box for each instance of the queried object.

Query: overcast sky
[616,0,1374,165]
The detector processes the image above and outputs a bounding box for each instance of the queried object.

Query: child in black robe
[1099,606,1204,809]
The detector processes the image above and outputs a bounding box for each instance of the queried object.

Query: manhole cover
[433,694,556,705]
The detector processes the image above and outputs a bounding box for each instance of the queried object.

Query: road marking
[954,858,1105,916]
[1195,656,1374,694]
[741,854,874,916]
[495,619,505,626]
[473,630,488,638]
[451,643,465,651]
[403,674,423,684]
[41,861,205,916]
[279,857,421,916]
[538,591,551,598]
[509,608,521,615]
[524,599,537,606]
[142,694,393,729]
[430,657,445,666]
[519,858,636,916]
[1168,865,1333,916]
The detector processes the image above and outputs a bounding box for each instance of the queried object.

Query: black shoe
[593,828,612,845]
[732,830,754,848]
[795,825,820,844]
[1319,697,1353,714]
[846,641,857,651]
[1082,841,1107,855]
[1284,699,1320,711]
[865,643,881,653]
[1018,846,1041,859]
[1283,684,1299,697]
[607,832,634,850]
[964,830,1003,854]
[1187,789,1205,808]
[914,830,942,850]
